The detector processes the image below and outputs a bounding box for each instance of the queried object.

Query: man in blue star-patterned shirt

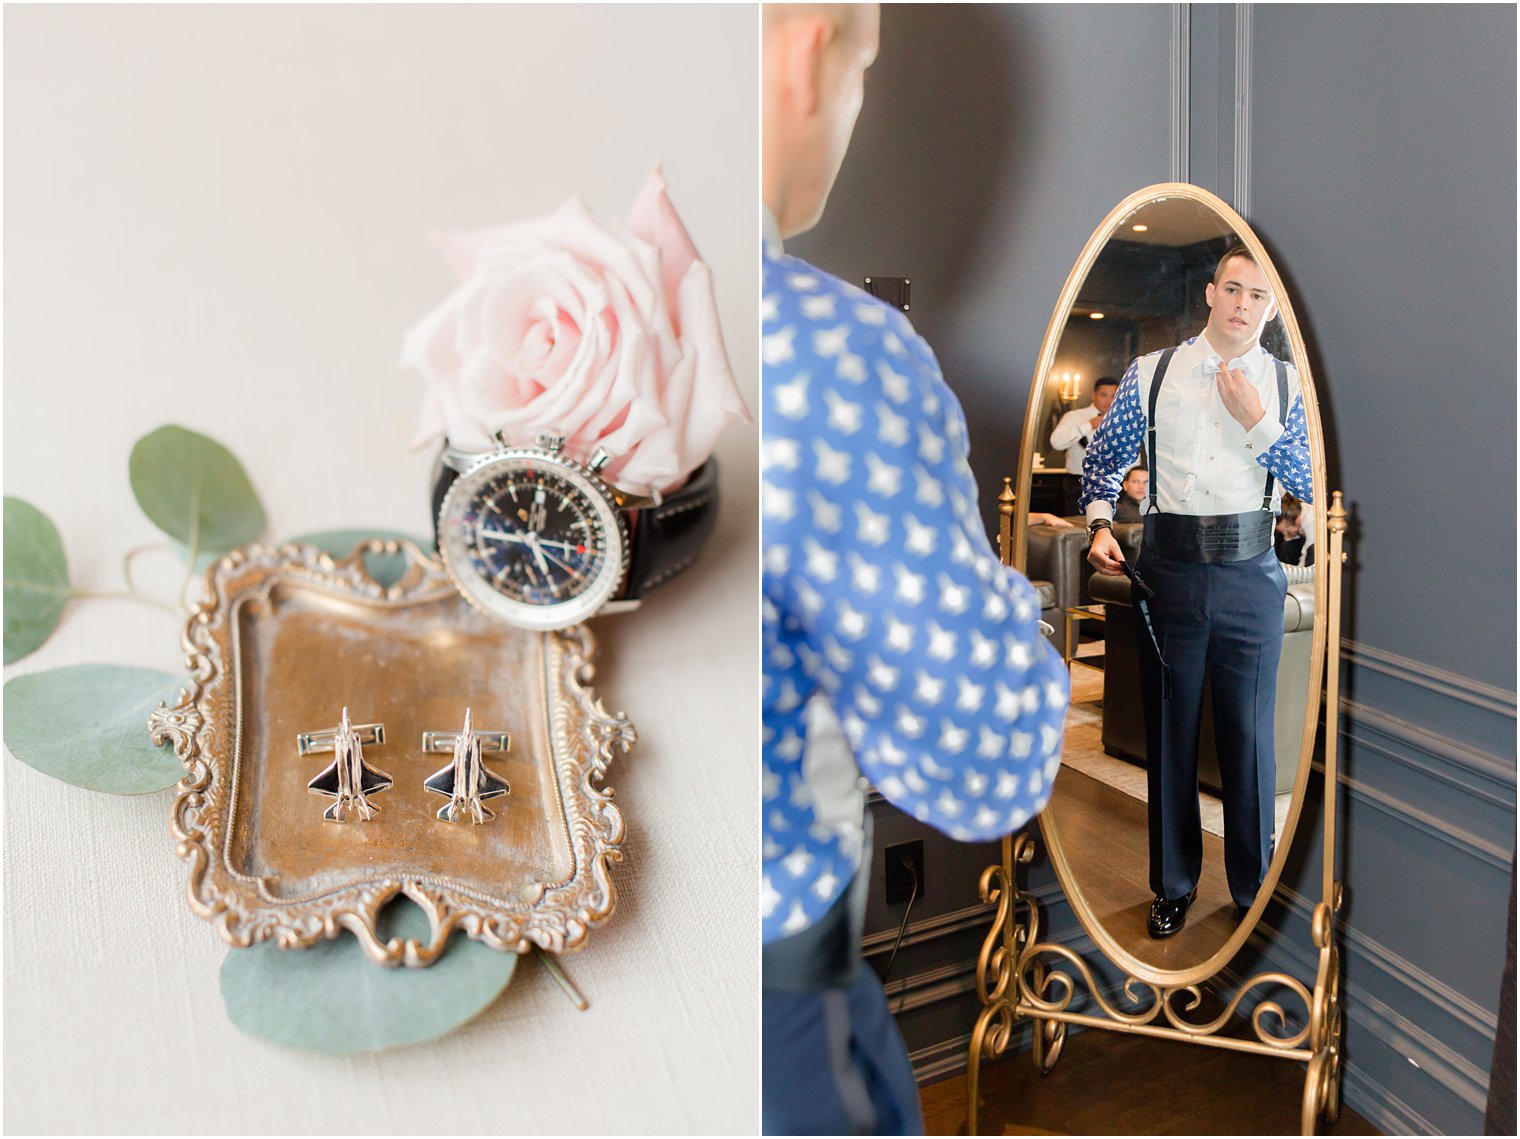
[761,5,1068,1133]
[1083,245,1313,940]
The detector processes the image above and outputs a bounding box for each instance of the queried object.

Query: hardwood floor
[1047,659,1251,970]
[1047,767,1242,970]
[920,1030,1380,1136]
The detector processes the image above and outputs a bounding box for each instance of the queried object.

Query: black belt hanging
[1120,558,1171,701]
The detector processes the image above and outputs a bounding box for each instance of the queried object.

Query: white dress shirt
[1050,404,1102,474]
[1085,333,1303,521]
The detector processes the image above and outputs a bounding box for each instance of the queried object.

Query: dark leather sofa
[1025,519,1143,656]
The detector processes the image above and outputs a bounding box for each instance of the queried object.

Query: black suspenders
[1259,359,1290,510]
[1145,348,1176,515]
[1144,347,1289,514]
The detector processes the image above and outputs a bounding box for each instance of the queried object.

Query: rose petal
[624,165,702,315]
[430,217,552,281]
[547,196,663,320]
[675,259,752,423]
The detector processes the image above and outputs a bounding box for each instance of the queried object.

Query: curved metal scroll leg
[1300,889,1345,1134]
[1029,962,1067,1075]
[967,834,1041,1135]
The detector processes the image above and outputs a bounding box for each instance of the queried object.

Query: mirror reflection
[1026,193,1319,972]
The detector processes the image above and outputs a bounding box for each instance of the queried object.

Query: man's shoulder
[763,250,921,352]
[1150,336,1198,362]
[1260,347,1299,376]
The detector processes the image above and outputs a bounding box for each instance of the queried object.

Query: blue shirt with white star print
[761,246,1069,943]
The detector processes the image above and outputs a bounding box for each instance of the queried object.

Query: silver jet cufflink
[422,708,511,824]
[297,707,393,823]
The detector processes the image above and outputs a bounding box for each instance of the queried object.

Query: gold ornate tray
[148,540,633,966]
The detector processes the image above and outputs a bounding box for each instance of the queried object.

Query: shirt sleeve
[1078,356,1145,518]
[1256,393,1313,503]
[762,290,1069,843]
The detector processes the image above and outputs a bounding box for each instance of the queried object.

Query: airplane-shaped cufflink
[422,708,511,824]
[297,707,393,823]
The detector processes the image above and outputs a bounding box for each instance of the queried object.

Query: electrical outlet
[884,840,924,905]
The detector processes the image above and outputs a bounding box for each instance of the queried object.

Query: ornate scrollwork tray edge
[146,539,634,967]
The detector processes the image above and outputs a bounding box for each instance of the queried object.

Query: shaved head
[763,4,870,37]
[763,3,881,238]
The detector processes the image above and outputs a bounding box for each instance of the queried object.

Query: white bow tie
[1202,355,1249,378]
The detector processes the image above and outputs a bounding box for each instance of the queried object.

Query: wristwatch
[432,433,719,631]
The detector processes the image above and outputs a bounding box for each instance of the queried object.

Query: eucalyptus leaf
[220,899,516,1054]
[129,425,266,556]
[3,665,183,793]
[291,529,428,589]
[3,497,71,664]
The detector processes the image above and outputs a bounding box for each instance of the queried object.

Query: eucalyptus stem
[121,542,169,598]
[533,946,589,1011]
[71,588,181,617]
[176,529,201,612]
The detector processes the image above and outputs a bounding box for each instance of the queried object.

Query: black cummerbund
[1146,511,1274,564]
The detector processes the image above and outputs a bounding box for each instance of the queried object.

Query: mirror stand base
[965,828,1345,1138]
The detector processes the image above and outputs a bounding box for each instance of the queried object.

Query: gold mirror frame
[968,184,1346,1134]
[1017,182,1326,985]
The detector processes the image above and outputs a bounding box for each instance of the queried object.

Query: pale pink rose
[402,168,750,496]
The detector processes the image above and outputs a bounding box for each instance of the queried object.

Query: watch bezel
[437,444,630,631]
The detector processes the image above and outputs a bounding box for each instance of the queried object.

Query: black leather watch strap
[430,452,459,552]
[620,457,720,600]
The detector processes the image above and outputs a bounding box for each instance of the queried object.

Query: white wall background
[3,5,759,1134]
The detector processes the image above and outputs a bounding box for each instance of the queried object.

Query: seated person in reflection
[1115,465,1148,524]
[1082,244,1313,938]
[1031,512,1077,529]
[761,5,1070,1131]
[1274,493,1314,566]
[1050,376,1119,516]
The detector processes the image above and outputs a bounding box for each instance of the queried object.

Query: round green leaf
[129,425,266,554]
[291,529,428,589]
[3,664,183,793]
[3,497,71,664]
[220,900,516,1054]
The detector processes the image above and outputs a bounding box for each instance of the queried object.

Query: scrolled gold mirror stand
[966,484,1347,1135]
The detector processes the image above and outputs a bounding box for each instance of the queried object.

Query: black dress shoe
[1147,888,1198,939]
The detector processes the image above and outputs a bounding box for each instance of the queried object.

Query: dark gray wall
[1247,6,1517,1133]
[792,3,1517,1133]
[792,3,1174,537]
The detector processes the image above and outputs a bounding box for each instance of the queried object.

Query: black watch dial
[439,452,627,630]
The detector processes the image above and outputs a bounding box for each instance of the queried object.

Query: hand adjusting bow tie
[1202,355,1249,379]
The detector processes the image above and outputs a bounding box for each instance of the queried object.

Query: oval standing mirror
[1013,183,1327,986]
